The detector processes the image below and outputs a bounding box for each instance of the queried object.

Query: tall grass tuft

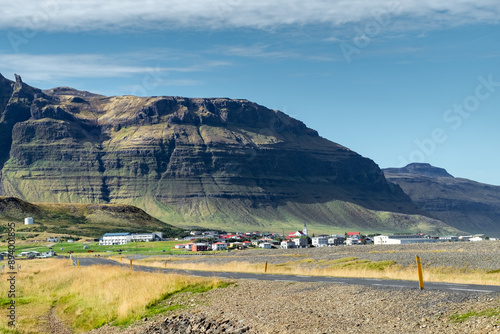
[0,259,228,333]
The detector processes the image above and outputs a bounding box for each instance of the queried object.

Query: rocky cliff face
[384,163,500,236]
[0,74,456,233]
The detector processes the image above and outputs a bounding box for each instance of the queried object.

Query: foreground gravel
[87,280,500,334]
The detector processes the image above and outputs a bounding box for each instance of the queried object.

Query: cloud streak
[1,0,498,32]
[0,52,230,83]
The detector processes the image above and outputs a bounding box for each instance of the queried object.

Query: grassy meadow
[0,258,230,333]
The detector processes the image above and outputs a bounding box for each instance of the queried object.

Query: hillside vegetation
[0,196,182,238]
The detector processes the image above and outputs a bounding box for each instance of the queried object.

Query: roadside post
[130,259,133,271]
[77,260,79,267]
[416,255,424,290]
[265,261,268,273]
[164,260,167,268]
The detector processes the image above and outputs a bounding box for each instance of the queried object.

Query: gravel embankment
[87,280,500,334]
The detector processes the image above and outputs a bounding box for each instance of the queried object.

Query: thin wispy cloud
[1,0,498,32]
[211,44,337,62]
[0,53,230,83]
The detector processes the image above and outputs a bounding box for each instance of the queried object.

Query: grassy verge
[450,307,500,323]
[130,256,500,286]
[0,259,230,333]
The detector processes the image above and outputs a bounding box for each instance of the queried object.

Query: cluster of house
[99,232,164,245]
[175,237,279,252]
[177,224,348,252]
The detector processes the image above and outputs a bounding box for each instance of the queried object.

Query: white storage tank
[24,217,34,225]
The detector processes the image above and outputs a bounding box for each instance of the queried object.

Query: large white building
[25,217,34,225]
[374,235,437,245]
[99,232,163,245]
[99,233,132,245]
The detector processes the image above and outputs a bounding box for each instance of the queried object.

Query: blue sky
[1,0,499,184]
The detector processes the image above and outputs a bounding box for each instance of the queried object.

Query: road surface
[72,256,500,293]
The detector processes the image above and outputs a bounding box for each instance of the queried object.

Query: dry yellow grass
[0,258,226,333]
[131,257,500,286]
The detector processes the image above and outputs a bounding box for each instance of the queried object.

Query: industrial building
[374,235,437,245]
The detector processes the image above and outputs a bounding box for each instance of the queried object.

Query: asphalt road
[72,257,500,293]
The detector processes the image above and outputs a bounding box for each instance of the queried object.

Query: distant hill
[0,73,459,235]
[384,163,500,237]
[0,196,182,237]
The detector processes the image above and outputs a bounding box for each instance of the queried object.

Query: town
[97,223,494,253]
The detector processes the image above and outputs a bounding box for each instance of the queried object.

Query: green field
[0,240,194,257]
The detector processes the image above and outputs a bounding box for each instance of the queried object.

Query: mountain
[384,163,500,237]
[0,196,182,237]
[0,73,458,234]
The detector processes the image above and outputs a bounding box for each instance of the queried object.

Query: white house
[24,217,34,225]
[312,237,328,247]
[469,236,484,242]
[374,235,437,245]
[259,242,272,249]
[439,236,459,242]
[99,233,132,245]
[212,242,228,251]
[280,241,295,249]
[328,236,345,246]
[345,238,360,246]
[293,237,308,248]
[19,251,40,258]
[174,244,185,249]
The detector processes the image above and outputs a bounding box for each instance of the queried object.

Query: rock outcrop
[0,74,457,233]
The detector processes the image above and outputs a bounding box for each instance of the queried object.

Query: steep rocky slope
[0,74,457,234]
[384,163,500,236]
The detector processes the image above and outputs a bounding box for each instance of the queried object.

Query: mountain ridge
[384,163,500,236]
[0,74,459,234]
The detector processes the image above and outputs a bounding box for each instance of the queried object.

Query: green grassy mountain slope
[0,196,182,237]
[384,163,500,237]
[0,74,459,234]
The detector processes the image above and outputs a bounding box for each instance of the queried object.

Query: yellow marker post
[77,260,79,267]
[265,261,268,273]
[130,259,133,271]
[416,255,424,290]
[164,260,167,268]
